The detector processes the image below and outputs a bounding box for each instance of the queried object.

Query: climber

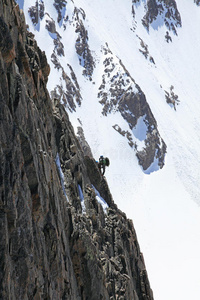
[98,155,110,176]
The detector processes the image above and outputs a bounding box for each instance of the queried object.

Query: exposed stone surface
[53,0,67,24]
[132,0,140,18]
[165,31,172,43]
[165,85,180,111]
[0,1,154,299]
[113,125,135,149]
[98,45,166,171]
[28,0,45,27]
[28,1,65,57]
[132,0,181,36]
[50,63,82,112]
[27,1,89,112]
[138,36,155,64]
[74,7,95,80]
[194,0,200,6]
[76,126,93,158]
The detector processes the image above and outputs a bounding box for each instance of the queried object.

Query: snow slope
[17,0,200,299]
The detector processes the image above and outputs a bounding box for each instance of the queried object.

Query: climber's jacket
[98,156,110,175]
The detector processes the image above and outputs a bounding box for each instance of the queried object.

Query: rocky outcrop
[28,0,45,28]
[194,0,200,6]
[165,85,180,111]
[138,37,155,64]
[0,1,154,299]
[76,126,93,158]
[132,0,140,18]
[142,0,182,35]
[29,1,65,57]
[98,45,166,171]
[132,0,181,36]
[74,7,95,80]
[27,0,93,110]
[51,64,82,112]
[53,0,67,24]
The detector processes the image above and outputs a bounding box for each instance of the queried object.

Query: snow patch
[151,11,165,31]
[48,32,57,39]
[132,115,148,141]
[55,153,68,201]
[92,185,109,213]
[58,6,66,27]
[78,184,86,213]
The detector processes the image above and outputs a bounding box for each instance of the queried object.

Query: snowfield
[17,0,200,299]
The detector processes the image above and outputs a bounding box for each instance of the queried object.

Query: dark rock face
[0,1,154,299]
[0,16,15,63]
[194,0,200,6]
[142,0,182,34]
[76,126,93,158]
[28,0,45,27]
[29,1,65,57]
[27,1,89,112]
[98,45,166,171]
[53,0,67,24]
[50,63,82,112]
[138,37,155,64]
[118,88,166,171]
[74,8,95,80]
[132,0,182,35]
[132,0,140,18]
[165,85,180,111]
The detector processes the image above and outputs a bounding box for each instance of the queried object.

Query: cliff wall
[0,1,153,299]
